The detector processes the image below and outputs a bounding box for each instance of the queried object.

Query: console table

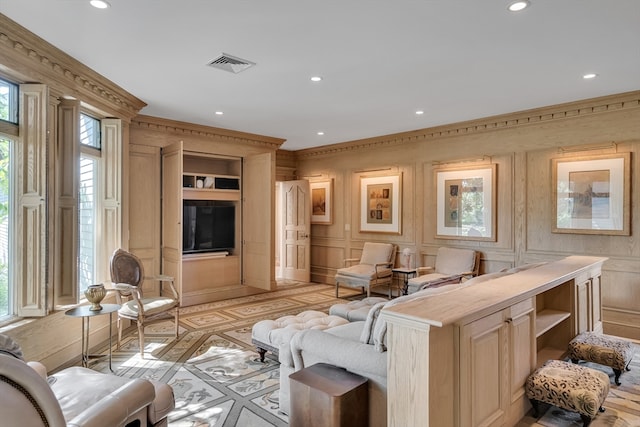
[380,256,606,427]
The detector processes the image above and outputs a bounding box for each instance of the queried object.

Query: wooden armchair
[110,248,180,358]
[406,247,479,294]
[334,242,397,298]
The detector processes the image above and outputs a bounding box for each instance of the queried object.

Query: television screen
[183,201,235,254]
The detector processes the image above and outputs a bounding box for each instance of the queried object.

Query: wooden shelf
[535,309,571,338]
[536,346,568,368]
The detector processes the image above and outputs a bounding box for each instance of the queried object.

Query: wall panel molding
[294,91,640,159]
[0,14,145,120]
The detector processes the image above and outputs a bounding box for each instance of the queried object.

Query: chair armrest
[27,361,48,380]
[416,266,434,275]
[290,329,386,379]
[145,275,180,301]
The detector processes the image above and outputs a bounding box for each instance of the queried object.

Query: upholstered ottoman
[569,332,634,385]
[329,297,388,322]
[251,310,349,362]
[526,359,609,427]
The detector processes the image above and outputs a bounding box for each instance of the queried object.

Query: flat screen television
[183,200,235,254]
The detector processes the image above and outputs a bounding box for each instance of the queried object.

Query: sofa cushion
[372,282,466,352]
[330,297,389,322]
[359,302,387,344]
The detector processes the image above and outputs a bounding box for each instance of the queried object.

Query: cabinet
[459,298,535,427]
[162,142,275,306]
[382,256,607,427]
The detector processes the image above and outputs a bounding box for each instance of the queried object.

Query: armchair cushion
[360,242,395,266]
[336,263,392,280]
[119,297,179,318]
[434,247,477,275]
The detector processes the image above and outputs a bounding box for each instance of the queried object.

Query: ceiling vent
[207,53,256,74]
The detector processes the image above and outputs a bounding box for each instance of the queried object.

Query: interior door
[281,180,311,282]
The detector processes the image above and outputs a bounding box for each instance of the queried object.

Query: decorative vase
[85,284,106,311]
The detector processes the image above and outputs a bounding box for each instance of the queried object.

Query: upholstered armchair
[334,242,397,298]
[110,248,180,358]
[0,334,174,427]
[405,246,479,294]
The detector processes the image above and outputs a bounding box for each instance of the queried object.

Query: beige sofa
[280,264,546,425]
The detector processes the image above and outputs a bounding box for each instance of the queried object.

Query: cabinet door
[242,152,275,290]
[506,299,535,426]
[161,141,183,302]
[460,311,507,427]
[575,280,590,335]
[589,275,603,333]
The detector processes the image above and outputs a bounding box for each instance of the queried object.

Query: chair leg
[174,308,180,340]
[335,283,339,298]
[137,322,145,359]
[117,317,123,349]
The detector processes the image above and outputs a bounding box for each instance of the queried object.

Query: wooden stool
[289,363,368,427]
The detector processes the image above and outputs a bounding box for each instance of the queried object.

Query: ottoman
[526,359,609,427]
[568,332,634,385]
[329,297,388,322]
[251,310,349,362]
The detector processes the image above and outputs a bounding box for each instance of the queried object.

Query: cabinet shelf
[536,346,568,368]
[535,309,571,338]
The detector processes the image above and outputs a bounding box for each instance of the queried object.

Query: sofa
[0,334,174,427]
[279,263,547,426]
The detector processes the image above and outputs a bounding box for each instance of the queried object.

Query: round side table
[65,303,120,372]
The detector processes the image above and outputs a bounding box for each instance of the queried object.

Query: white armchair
[406,246,479,294]
[334,242,397,298]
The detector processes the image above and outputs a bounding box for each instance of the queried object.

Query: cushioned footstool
[526,359,609,427]
[568,332,634,385]
[251,310,349,362]
[329,297,388,322]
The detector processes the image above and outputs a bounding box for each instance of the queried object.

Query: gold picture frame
[359,173,402,234]
[310,179,333,225]
[552,153,630,235]
[435,164,497,241]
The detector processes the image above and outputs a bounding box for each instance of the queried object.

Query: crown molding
[293,91,640,160]
[132,115,285,150]
[0,14,146,120]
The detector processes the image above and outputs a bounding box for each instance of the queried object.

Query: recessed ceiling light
[310,76,323,82]
[508,1,530,12]
[90,0,110,9]
[317,131,324,136]
[215,111,224,116]
[416,110,424,115]
[583,73,598,79]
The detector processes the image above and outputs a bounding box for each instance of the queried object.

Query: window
[78,113,101,293]
[0,78,17,318]
[0,79,18,124]
[0,136,11,318]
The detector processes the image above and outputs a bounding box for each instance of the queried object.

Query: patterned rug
[84,282,640,427]
[87,282,364,426]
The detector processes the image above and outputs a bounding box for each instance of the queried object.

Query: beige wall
[290,91,640,340]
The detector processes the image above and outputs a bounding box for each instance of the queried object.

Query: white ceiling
[1,1,639,151]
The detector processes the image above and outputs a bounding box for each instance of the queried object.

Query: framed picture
[359,173,402,234]
[552,153,630,235]
[310,179,332,224]
[435,164,496,241]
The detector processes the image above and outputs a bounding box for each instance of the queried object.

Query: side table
[392,267,418,296]
[289,363,368,427]
[65,303,120,372]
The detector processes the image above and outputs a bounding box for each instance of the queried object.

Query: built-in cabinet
[382,256,606,427]
[161,141,275,306]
